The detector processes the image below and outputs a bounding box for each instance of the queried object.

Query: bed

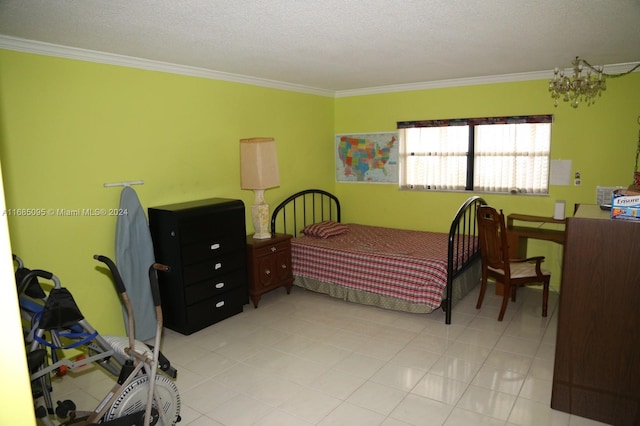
[270,189,486,324]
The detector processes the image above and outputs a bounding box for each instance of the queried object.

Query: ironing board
[115,186,156,341]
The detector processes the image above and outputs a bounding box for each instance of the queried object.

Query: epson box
[611,189,640,221]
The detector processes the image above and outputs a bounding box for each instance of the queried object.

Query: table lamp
[240,137,280,239]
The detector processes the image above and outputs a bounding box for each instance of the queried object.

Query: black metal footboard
[444,196,486,324]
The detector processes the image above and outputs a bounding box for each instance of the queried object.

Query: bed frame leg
[445,299,452,324]
[444,283,453,324]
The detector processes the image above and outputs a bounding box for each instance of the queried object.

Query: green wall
[335,78,640,227]
[0,49,335,339]
[335,76,640,286]
[1,47,639,424]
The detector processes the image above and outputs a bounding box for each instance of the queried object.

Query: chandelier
[549,56,640,108]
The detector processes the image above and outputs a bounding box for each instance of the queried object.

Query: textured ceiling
[1,0,639,94]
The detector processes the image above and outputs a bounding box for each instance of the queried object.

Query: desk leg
[507,232,528,258]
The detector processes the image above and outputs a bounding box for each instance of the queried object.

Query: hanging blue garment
[115,186,156,341]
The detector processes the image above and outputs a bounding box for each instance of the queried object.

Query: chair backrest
[477,205,510,272]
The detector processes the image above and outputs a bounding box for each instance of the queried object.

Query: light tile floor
[48,284,612,426]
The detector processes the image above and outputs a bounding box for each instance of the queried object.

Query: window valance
[397,115,553,129]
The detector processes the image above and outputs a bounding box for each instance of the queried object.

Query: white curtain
[399,121,551,193]
[399,126,468,190]
[474,123,550,193]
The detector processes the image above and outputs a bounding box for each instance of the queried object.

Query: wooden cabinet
[148,198,248,335]
[551,205,640,425]
[246,234,293,308]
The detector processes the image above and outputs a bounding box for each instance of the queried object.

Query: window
[398,115,552,194]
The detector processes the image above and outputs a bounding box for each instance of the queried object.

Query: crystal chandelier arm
[580,58,640,78]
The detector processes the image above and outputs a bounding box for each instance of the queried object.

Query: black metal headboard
[270,189,341,237]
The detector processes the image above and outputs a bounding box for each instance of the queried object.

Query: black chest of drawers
[148,198,248,335]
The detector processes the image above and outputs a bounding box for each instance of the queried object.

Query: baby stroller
[22,255,181,425]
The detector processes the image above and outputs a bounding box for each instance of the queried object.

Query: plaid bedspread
[292,223,450,309]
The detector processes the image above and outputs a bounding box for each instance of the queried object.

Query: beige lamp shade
[240,137,280,190]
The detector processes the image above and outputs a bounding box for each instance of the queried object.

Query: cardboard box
[611,189,640,221]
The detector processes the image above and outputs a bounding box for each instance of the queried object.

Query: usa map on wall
[335,132,398,183]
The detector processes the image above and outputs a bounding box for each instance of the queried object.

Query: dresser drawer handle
[265,269,271,275]
[214,262,222,270]
[281,264,287,269]
[270,246,277,252]
[215,282,225,289]
[215,301,225,308]
[210,243,221,250]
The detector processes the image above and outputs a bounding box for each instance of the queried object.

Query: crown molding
[333,71,551,97]
[1,35,637,99]
[334,62,640,98]
[0,35,335,97]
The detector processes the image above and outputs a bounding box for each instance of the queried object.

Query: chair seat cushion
[489,262,550,279]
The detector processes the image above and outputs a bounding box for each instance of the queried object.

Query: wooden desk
[506,213,566,258]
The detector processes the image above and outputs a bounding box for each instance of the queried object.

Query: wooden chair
[476,205,550,321]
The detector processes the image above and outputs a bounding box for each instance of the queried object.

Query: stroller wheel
[56,399,76,418]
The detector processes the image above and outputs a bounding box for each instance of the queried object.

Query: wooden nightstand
[245,233,294,308]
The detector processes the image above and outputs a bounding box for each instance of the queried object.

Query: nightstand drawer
[184,269,246,305]
[255,251,292,287]
[253,240,290,258]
